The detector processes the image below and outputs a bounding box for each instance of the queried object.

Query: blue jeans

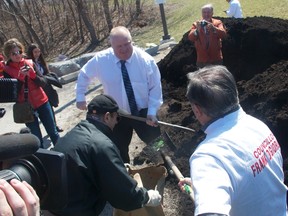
[26,102,59,147]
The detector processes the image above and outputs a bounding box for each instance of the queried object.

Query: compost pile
[135,16,288,215]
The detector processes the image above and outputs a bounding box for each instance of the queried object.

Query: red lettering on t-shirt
[251,133,281,177]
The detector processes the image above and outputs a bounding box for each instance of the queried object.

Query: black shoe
[56,126,64,132]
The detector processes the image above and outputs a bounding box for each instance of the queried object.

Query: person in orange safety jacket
[188,4,227,68]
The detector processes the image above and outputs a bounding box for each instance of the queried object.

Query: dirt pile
[136,17,288,215]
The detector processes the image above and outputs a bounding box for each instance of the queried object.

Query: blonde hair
[3,38,25,60]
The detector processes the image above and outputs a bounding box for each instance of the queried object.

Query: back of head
[186,65,239,118]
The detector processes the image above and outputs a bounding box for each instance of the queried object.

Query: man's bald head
[109,26,133,60]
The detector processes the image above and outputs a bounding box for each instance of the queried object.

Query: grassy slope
[133,0,288,47]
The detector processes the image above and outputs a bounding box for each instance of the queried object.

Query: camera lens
[201,21,207,27]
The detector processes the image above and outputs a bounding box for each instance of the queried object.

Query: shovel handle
[161,151,195,201]
[119,114,195,132]
[161,152,184,180]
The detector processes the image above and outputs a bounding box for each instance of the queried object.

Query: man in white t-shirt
[179,65,287,216]
[225,0,243,18]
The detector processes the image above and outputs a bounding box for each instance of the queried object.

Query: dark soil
[135,17,288,215]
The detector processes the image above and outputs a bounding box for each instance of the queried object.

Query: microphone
[0,133,40,160]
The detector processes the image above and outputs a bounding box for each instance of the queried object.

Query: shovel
[160,151,194,201]
[150,132,195,201]
[119,113,195,132]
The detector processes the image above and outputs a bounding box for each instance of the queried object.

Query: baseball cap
[87,94,127,115]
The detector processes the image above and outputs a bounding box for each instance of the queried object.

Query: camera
[0,78,18,103]
[0,140,68,210]
[200,20,208,27]
[23,64,30,72]
[0,78,68,210]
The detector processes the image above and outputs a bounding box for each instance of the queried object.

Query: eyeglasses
[11,50,23,56]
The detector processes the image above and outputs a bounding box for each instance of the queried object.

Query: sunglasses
[11,50,23,56]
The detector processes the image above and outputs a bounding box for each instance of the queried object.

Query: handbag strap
[24,75,28,102]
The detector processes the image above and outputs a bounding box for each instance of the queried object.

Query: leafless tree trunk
[101,0,113,32]
[113,0,119,11]
[135,0,141,17]
[50,0,60,20]
[77,5,85,44]
[67,0,80,39]
[40,2,54,46]
[27,0,46,42]
[72,0,99,45]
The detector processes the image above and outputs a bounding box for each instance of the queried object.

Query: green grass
[134,0,288,47]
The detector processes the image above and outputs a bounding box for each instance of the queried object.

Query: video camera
[0,78,68,210]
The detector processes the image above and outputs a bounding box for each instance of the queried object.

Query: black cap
[87,94,126,115]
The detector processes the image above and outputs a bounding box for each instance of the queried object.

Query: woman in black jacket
[26,43,63,132]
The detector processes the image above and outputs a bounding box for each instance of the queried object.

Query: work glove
[146,190,162,207]
[146,115,158,127]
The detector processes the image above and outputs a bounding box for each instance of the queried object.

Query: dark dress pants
[113,108,161,163]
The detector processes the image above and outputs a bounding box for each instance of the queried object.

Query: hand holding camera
[19,64,33,78]
[200,20,208,27]
[198,20,215,34]
[20,64,30,73]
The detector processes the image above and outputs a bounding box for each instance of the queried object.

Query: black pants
[113,108,161,163]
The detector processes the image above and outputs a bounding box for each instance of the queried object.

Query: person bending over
[179,65,287,216]
[51,94,161,216]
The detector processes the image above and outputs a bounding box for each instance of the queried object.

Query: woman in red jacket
[3,38,59,147]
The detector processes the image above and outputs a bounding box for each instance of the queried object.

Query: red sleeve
[212,19,227,39]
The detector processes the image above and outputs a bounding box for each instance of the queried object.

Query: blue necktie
[120,60,138,115]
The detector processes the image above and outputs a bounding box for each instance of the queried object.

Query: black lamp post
[155,0,171,41]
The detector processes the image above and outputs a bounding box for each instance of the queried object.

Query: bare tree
[5,0,45,52]
[67,0,80,39]
[135,0,141,17]
[113,0,121,11]
[72,0,99,45]
[0,0,157,56]
[101,0,113,32]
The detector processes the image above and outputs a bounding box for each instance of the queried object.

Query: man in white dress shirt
[76,26,163,163]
